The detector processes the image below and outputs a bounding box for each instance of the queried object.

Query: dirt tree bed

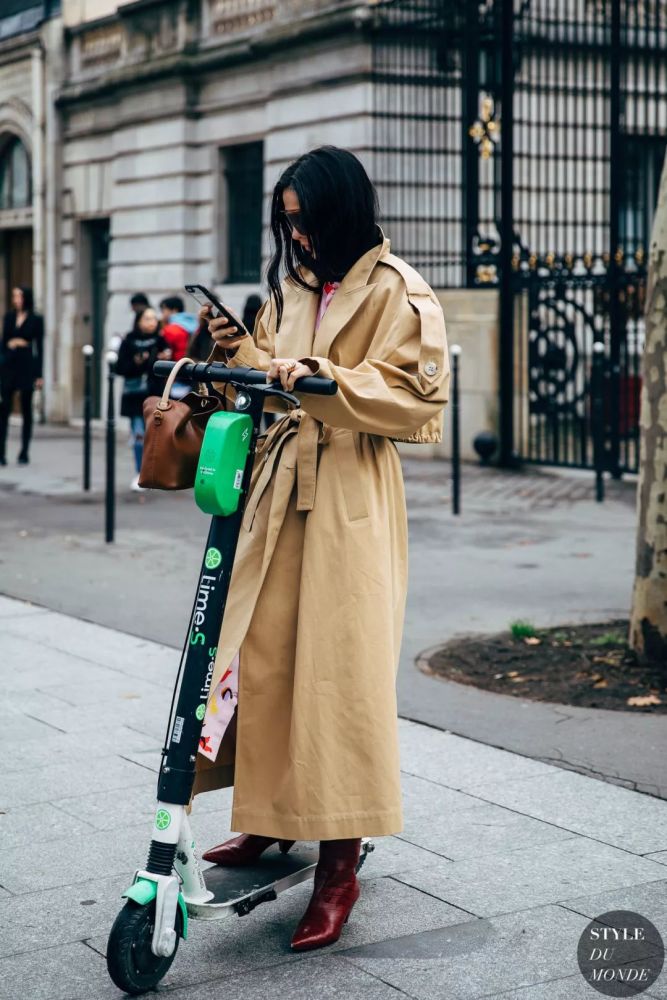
[424,620,667,713]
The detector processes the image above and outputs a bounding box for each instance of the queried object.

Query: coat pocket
[332,430,369,522]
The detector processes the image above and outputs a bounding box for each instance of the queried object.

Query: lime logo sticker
[155,809,171,831]
[205,547,222,570]
[195,703,206,721]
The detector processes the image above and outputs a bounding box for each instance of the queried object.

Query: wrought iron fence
[372,0,468,287]
[372,0,667,473]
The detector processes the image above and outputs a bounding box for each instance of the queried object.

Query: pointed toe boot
[291,838,361,951]
[202,833,295,866]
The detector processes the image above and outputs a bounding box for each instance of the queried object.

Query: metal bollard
[591,340,605,503]
[105,351,118,543]
[450,344,462,515]
[82,345,94,491]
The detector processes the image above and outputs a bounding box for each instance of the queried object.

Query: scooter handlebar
[153,360,337,396]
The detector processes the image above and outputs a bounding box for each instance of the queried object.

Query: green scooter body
[194,411,253,516]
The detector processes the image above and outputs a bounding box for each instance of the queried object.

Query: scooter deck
[187,842,320,920]
[186,839,374,920]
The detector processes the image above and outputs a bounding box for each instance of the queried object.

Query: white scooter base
[143,803,374,955]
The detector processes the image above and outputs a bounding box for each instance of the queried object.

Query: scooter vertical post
[105,351,117,543]
[151,387,267,874]
[82,344,94,491]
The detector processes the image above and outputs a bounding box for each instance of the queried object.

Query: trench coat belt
[241,409,333,530]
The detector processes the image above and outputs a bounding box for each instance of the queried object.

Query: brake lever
[256,384,301,408]
[223,380,300,413]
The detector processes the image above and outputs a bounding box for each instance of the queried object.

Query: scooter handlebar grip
[153,361,338,395]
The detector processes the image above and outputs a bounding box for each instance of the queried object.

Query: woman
[114,307,171,491]
[194,146,449,950]
[0,286,44,465]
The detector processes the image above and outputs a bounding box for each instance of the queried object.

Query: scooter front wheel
[106,900,181,995]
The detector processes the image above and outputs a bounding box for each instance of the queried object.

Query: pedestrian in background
[0,285,44,466]
[109,292,152,355]
[160,295,199,399]
[115,307,171,491]
[130,292,150,332]
[159,296,199,361]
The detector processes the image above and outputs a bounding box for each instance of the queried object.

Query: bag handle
[156,356,203,411]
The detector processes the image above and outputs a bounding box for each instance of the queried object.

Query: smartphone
[184,284,248,337]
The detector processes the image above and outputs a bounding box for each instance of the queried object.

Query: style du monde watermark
[577,910,664,996]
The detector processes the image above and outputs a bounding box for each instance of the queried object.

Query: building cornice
[0,27,41,64]
[57,1,380,107]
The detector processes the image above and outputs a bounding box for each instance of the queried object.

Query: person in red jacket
[159,296,198,361]
[159,296,199,399]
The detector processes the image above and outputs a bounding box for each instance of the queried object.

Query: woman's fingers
[285,362,313,390]
[209,315,244,345]
[268,359,295,387]
[267,358,290,384]
[267,359,311,389]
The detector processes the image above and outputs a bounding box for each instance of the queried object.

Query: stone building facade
[0,1,506,457]
[2,1,663,469]
[56,0,394,423]
[0,0,63,415]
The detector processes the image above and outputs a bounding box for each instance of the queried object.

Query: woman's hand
[198,305,248,350]
[7,337,29,349]
[156,348,172,360]
[34,378,44,390]
[267,358,313,391]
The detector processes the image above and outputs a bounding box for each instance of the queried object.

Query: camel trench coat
[191,234,449,840]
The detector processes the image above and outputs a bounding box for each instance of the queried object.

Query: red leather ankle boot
[202,833,295,866]
[290,838,361,951]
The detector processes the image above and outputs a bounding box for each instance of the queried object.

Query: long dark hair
[266,146,381,329]
[15,286,34,313]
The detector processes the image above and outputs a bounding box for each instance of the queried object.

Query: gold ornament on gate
[468,96,500,160]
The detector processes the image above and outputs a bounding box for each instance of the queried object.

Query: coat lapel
[313,285,375,360]
[276,233,391,362]
[313,235,390,358]
[274,280,320,360]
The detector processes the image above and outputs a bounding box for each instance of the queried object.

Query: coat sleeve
[295,291,449,437]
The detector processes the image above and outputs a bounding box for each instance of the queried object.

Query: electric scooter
[106,360,375,996]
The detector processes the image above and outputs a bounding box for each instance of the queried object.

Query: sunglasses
[281,209,306,234]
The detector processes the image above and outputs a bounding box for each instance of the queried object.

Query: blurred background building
[0,0,665,468]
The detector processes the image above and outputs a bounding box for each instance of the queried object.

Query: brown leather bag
[138,356,224,490]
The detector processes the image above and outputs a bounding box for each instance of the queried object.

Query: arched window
[0,137,31,210]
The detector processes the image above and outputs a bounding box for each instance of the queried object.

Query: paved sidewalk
[2,422,661,801]
[2,596,667,999]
